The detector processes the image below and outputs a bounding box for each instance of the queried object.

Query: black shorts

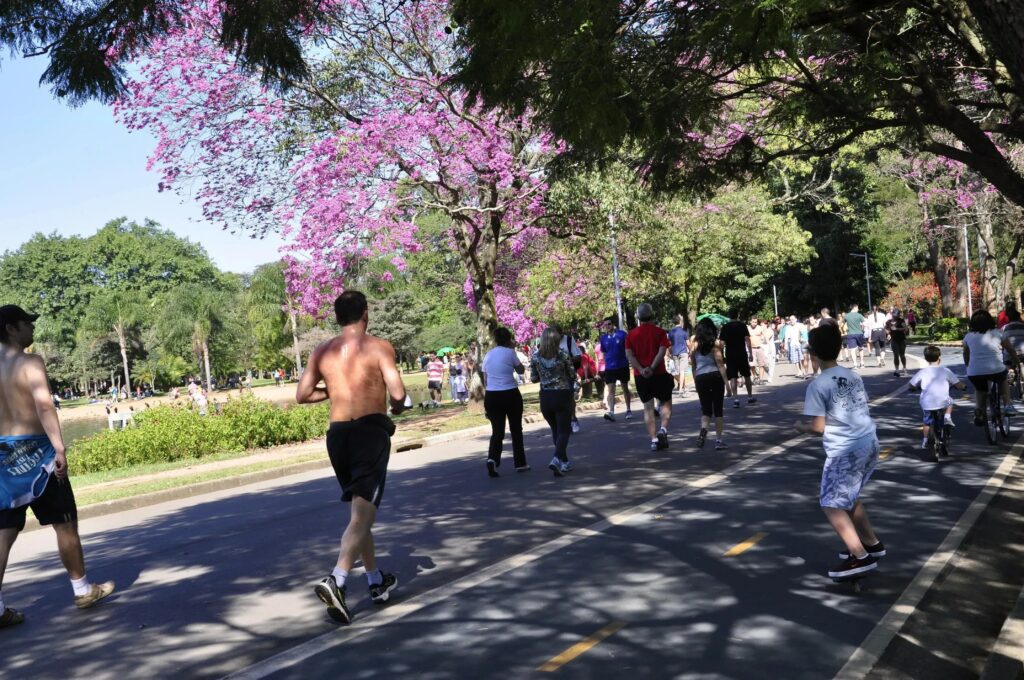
[635,372,674,404]
[326,414,395,508]
[844,334,866,349]
[968,370,1008,393]
[0,473,78,531]
[600,367,631,386]
[725,354,751,379]
[427,380,442,391]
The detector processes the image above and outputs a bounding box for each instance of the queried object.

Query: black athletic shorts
[600,367,631,386]
[635,372,674,404]
[326,414,395,508]
[427,380,442,391]
[725,354,751,379]
[0,473,78,531]
[968,370,1008,393]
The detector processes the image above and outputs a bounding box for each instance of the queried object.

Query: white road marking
[226,376,917,680]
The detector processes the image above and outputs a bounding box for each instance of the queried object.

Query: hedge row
[69,397,331,474]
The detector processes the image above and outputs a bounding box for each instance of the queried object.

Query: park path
[2,348,1019,679]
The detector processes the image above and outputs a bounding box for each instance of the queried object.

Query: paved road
[3,348,1019,679]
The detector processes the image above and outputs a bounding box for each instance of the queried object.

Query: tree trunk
[955,229,970,316]
[289,310,302,376]
[117,326,132,394]
[1002,236,1023,307]
[964,0,1024,102]
[929,237,957,316]
[203,342,213,392]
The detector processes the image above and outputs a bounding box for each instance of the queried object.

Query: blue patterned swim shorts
[819,439,880,510]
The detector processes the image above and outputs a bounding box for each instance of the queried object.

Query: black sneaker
[486,459,499,478]
[314,576,351,623]
[747,397,757,404]
[515,465,531,472]
[733,399,740,408]
[369,573,398,604]
[656,428,669,450]
[828,554,878,579]
[603,412,615,422]
[839,541,887,560]
[697,428,707,448]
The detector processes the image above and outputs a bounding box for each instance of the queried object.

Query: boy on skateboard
[794,324,886,580]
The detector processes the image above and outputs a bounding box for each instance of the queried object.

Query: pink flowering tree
[115,0,551,347]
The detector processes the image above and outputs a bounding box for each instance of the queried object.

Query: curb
[981,582,1024,680]
[24,396,616,532]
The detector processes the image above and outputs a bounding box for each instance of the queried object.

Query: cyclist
[963,310,1020,425]
[908,345,964,451]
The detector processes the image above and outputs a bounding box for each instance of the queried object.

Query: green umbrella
[696,313,731,327]
[436,346,457,356]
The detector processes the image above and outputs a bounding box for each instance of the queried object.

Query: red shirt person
[624,303,674,450]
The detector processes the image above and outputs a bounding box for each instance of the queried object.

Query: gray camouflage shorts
[819,440,880,510]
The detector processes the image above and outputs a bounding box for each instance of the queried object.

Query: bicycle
[985,377,1011,444]
[924,408,953,462]
[1010,361,1024,402]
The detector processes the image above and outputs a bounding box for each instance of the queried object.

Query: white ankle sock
[70,575,91,597]
[366,569,383,586]
[331,567,348,588]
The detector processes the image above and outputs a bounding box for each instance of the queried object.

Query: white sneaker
[625,411,633,420]
[921,439,929,449]
[560,460,573,472]
[571,420,580,433]
[945,417,955,428]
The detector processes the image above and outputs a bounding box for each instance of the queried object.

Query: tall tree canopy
[451,1,1024,210]
[0,0,318,104]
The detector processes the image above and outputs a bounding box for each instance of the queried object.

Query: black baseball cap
[0,305,40,328]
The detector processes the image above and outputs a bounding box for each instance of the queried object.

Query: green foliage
[932,317,969,341]
[69,397,330,474]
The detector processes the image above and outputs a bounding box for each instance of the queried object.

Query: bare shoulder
[17,353,46,374]
[369,335,397,359]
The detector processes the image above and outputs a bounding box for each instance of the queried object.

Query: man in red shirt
[625,303,674,451]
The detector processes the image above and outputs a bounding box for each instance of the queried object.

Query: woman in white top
[481,326,527,477]
[963,310,1020,423]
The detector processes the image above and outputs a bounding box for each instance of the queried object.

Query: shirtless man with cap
[297,291,409,624]
[0,305,115,628]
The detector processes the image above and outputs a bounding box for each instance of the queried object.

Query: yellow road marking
[723,531,767,557]
[537,621,627,672]
[879,448,892,461]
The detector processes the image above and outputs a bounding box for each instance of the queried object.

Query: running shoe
[839,541,887,560]
[603,412,615,422]
[733,399,740,408]
[571,420,581,433]
[560,460,573,473]
[314,576,351,623]
[893,371,900,377]
[714,439,727,450]
[486,459,499,478]
[625,411,633,420]
[73,581,116,609]
[515,465,531,472]
[828,554,878,579]
[548,456,565,477]
[697,428,707,448]
[650,439,659,452]
[945,417,955,428]
[656,428,669,450]
[747,397,757,404]
[1005,404,1018,416]
[920,439,929,450]
[369,573,398,604]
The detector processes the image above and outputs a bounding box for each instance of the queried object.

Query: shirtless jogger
[0,305,114,628]
[297,291,409,624]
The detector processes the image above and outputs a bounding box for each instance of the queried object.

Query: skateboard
[831,571,871,593]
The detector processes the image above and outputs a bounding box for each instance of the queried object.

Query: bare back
[0,346,48,436]
[304,330,404,422]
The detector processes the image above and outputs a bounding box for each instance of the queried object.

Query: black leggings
[695,372,725,418]
[890,336,907,370]
[484,389,526,467]
[540,389,573,462]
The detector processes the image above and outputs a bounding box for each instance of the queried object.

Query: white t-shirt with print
[909,366,960,411]
[803,366,878,457]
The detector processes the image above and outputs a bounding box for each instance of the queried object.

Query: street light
[850,252,872,311]
[938,224,973,317]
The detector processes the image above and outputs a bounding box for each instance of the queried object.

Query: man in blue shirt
[599,316,633,421]
[668,315,690,394]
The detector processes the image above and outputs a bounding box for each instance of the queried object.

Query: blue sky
[0,56,286,273]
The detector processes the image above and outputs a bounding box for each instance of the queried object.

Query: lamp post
[850,252,872,311]
[939,224,973,317]
[608,212,626,330]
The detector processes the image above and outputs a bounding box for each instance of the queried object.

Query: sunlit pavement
[3,347,1017,679]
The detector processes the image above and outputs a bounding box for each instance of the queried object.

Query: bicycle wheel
[987,389,999,444]
[940,423,951,457]
[1014,369,1024,402]
[927,429,939,462]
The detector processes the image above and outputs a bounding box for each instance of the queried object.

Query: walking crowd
[1,293,1023,629]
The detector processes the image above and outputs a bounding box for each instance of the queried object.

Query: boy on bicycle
[908,345,964,450]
